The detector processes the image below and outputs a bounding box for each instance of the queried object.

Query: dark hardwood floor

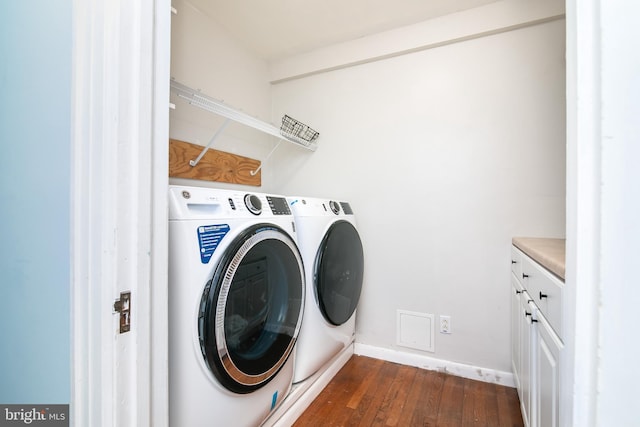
[292,355,523,427]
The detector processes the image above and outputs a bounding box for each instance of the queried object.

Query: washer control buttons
[244,194,262,215]
[267,196,291,215]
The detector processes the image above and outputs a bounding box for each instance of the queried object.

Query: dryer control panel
[340,202,354,215]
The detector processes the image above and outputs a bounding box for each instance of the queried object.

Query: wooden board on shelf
[169,138,261,186]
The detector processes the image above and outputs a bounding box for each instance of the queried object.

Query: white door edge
[70,0,170,426]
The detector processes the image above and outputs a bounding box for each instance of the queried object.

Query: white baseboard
[354,343,515,388]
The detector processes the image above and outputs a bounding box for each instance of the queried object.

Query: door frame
[565,1,640,426]
[70,0,171,425]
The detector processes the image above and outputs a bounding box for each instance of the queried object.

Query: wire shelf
[169,79,318,152]
[280,115,320,147]
[169,79,319,175]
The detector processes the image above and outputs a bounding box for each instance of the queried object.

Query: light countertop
[512,237,566,281]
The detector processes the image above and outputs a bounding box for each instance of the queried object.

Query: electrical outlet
[440,315,451,334]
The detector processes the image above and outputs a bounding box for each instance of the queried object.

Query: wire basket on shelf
[280,115,319,146]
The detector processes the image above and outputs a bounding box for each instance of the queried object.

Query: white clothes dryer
[287,197,364,383]
[168,186,305,427]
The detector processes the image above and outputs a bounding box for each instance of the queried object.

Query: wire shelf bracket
[189,118,231,167]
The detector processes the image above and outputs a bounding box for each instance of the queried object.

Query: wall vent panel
[396,310,434,352]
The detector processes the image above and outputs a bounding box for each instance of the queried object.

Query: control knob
[244,194,262,215]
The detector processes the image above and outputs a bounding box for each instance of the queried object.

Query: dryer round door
[198,224,305,394]
[315,220,364,326]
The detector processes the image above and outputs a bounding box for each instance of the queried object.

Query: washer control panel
[235,194,292,216]
[267,196,291,215]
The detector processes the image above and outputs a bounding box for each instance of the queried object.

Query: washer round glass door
[315,220,364,326]
[198,224,305,394]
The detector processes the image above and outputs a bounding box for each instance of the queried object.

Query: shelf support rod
[251,139,283,176]
[189,118,231,167]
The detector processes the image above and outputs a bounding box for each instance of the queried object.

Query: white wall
[271,16,566,373]
[169,0,279,191]
[0,0,71,403]
[269,0,565,83]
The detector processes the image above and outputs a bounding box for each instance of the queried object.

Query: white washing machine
[168,186,305,427]
[286,196,364,383]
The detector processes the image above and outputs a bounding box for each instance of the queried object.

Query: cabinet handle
[539,291,548,299]
[522,273,529,279]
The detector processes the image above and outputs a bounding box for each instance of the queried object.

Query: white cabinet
[511,245,564,427]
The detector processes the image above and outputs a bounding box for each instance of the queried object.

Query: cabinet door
[535,313,563,427]
[511,274,523,393]
[520,291,535,427]
[511,246,523,278]
[522,255,564,339]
